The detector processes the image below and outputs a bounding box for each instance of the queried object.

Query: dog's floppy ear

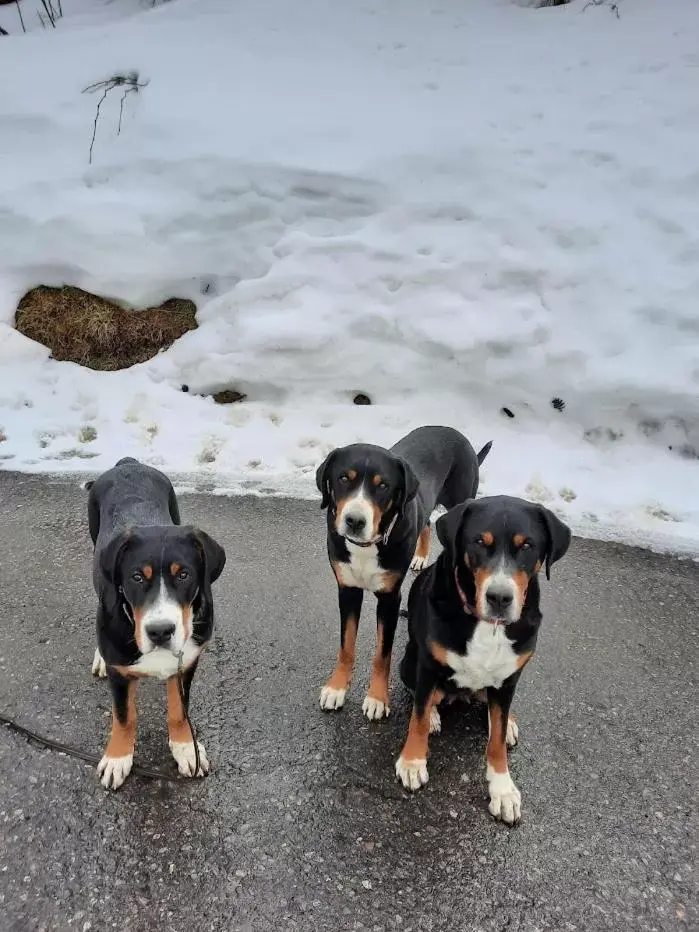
[99,530,134,587]
[315,450,338,510]
[190,529,226,585]
[536,506,571,580]
[435,500,475,565]
[394,457,419,517]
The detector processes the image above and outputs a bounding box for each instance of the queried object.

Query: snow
[1,0,698,555]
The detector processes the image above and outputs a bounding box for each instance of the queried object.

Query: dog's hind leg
[410,525,431,572]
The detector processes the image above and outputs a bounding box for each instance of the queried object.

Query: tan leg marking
[410,525,431,572]
[325,614,358,693]
[429,639,449,666]
[166,675,191,745]
[364,623,391,718]
[487,703,508,774]
[166,674,210,777]
[395,688,444,790]
[105,680,137,758]
[98,680,138,789]
[486,701,521,823]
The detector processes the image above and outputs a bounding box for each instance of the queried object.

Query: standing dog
[396,494,570,824]
[315,426,491,720]
[88,458,226,789]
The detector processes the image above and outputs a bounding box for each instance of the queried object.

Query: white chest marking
[130,639,202,680]
[335,543,392,593]
[446,622,521,692]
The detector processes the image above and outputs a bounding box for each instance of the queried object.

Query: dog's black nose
[344,514,366,534]
[486,590,513,614]
[146,621,176,646]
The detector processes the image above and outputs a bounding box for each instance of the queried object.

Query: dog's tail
[477,440,493,465]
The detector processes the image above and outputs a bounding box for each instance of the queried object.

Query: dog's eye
[520,541,533,551]
[177,570,189,580]
[339,475,350,484]
[131,571,144,583]
[378,481,388,491]
[476,537,486,547]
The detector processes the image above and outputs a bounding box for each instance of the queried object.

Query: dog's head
[315,444,419,546]
[436,495,570,624]
[98,526,226,656]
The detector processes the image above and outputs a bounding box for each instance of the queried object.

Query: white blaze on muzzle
[477,561,523,623]
[336,486,377,544]
[139,577,188,654]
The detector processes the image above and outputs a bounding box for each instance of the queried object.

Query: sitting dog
[395,494,570,824]
[315,426,491,720]
[88,457,226,789]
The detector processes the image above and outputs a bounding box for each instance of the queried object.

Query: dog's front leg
[395,663,443,790]
[320,585,363,711]
[167,658,210,777]
[486,675,522,825]
[363,588,401,720]
[98,671,138,790]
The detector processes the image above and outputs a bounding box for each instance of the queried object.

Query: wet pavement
[0,471,696,931]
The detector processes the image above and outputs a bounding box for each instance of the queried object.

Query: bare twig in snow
[40,0,56,27]
[15,0,26,32]
[582,0,620,17]
[88,87,110,164]
[81,72,149,164]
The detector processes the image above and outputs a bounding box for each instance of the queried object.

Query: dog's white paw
[97,753,133,790]
[362,695,390,720]
[410,555,427,572]
[487,767,521,824]
[395,755,429,791]
[320,685,347,711]
[429,706,442,735]
[169,740,210,777]
[92,648,107,678]
[506,716,519,747]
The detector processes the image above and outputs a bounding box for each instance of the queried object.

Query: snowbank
[1,0,698,553]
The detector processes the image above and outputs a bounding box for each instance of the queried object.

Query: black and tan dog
[88,457,226,790]
[395,494,570,824]
[315,426,491,720]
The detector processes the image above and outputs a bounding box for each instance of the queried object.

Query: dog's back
[88,457,180,589]
[390,426,489,520]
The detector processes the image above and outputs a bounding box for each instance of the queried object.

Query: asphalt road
[0,472,696,932]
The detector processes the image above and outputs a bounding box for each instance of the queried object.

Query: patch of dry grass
[15,286,197,371]
[213,390,247,405]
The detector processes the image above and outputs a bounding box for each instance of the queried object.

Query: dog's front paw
[487,768,521,825]
[97,753,133,790]
[395,755,429,791]
[169,740,210,777]
[92,648,107,678]
[410,555,427,572]
[506,716,519,748]
[362,694,390,721]
[320,684,347,711]
[429,706,442,735]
